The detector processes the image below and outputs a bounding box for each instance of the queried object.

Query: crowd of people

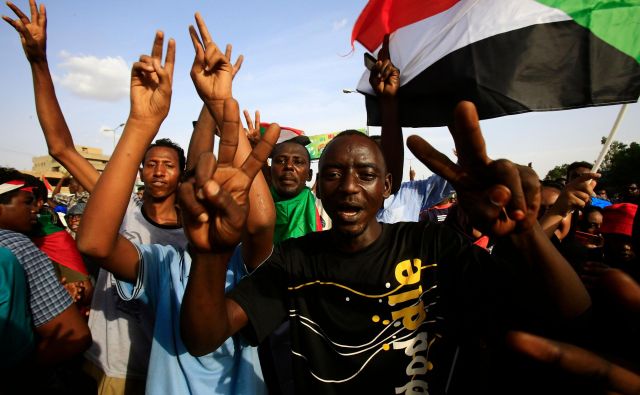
[1,1,639,394]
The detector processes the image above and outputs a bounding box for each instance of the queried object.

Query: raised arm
[186,43,243,171]
[180,96,280,356]
[187,15,273,269]
[3,0,99,191]
[370,35,402,194]
[77,32,175,282]
[407,101,590,319]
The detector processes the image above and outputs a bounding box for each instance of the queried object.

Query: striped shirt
[0,229,72,326]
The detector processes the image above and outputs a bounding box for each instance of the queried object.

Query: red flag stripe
[352,0,460,52]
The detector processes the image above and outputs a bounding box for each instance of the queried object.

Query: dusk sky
[1,0,637,182]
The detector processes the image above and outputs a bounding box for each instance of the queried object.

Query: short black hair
[541,179,564,192]
[23,174,48,202]
[142,138,186,173]
[566,161,592,178]
[0,167,27,204]
[321,130,387,172]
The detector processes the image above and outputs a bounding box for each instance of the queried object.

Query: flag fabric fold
[353,0,640,127]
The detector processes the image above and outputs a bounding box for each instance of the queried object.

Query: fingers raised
[162,37,176,82]
[194,12,213,46]
[378,33,390,61]
[242,123,279,180]
[150,31,164,59]
[407,135,461,184]
[450,101,489,168]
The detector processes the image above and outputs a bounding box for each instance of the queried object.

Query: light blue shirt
[116,245,265,395]
[377,175,454,223]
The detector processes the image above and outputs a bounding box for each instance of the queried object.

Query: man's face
[270,142,311,199]
[567,166,590,182]
[583,210,603,235]
[0,191,37,233]
[68,178,86,195]
[596,189,608,200]
[604,234,636,263]
[317,134,391,242]
[626,183,639,197]
[141,146,181,200]
[67,214,82,233]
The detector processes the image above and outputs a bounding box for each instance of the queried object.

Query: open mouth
[336,204,363,221]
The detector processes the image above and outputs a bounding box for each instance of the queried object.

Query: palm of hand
[21,23,46,60]
[130,71,169,122]
[194,65,233,102]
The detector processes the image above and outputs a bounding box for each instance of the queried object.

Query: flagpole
[591,104,628,173]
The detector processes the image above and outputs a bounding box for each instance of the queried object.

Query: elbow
[76,234,111,260]
[181,329,223,358]
[180,312,224,357]
[48,145,73,162]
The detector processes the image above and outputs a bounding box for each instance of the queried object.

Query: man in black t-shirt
[179,102,591,394]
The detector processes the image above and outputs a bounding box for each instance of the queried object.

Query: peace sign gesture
[179,98,280,253]
[408,101,539,236]
[128,31,175,127]
[189,12,243,120]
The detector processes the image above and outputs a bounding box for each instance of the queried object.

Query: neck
[329,221,382,254]
[142,194,179,225]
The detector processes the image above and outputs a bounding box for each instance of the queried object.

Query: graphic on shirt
[288,258,440,392]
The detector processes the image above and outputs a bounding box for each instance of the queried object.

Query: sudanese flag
[353,0,640,127]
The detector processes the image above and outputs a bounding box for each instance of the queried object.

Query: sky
[0,0,638,183]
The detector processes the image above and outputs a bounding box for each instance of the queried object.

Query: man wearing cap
[0,167,90,388]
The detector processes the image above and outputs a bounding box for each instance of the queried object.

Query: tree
[600,141,640,195]
[599,137,627,173]
[544,163,569,181]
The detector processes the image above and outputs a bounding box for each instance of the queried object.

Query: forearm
[30,61,99,191]
[234,122,275,267]
[186,104,217,171]
[204,99,225,129]
[380,97,403,194]
[509,223,590,318]
[181,249,236,356]
[34,304,91,366]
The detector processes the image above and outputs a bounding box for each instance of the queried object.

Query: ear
[382,173,392,199]
[307,168,313,182]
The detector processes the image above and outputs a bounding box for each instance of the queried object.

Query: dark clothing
[229,221,525,394]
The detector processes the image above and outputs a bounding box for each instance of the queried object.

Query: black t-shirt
[228,221,519,394]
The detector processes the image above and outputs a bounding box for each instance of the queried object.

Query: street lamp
[102,123,125,149]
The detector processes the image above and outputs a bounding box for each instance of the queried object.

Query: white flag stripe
[357,0,571,94]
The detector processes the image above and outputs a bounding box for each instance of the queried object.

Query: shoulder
[0,230,44,258]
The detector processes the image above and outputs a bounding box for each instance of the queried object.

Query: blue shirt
[376,175,453,223]
[116,244,265,395]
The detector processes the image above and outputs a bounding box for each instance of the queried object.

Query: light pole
[341,89,369,134]
[103,123,125,149]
